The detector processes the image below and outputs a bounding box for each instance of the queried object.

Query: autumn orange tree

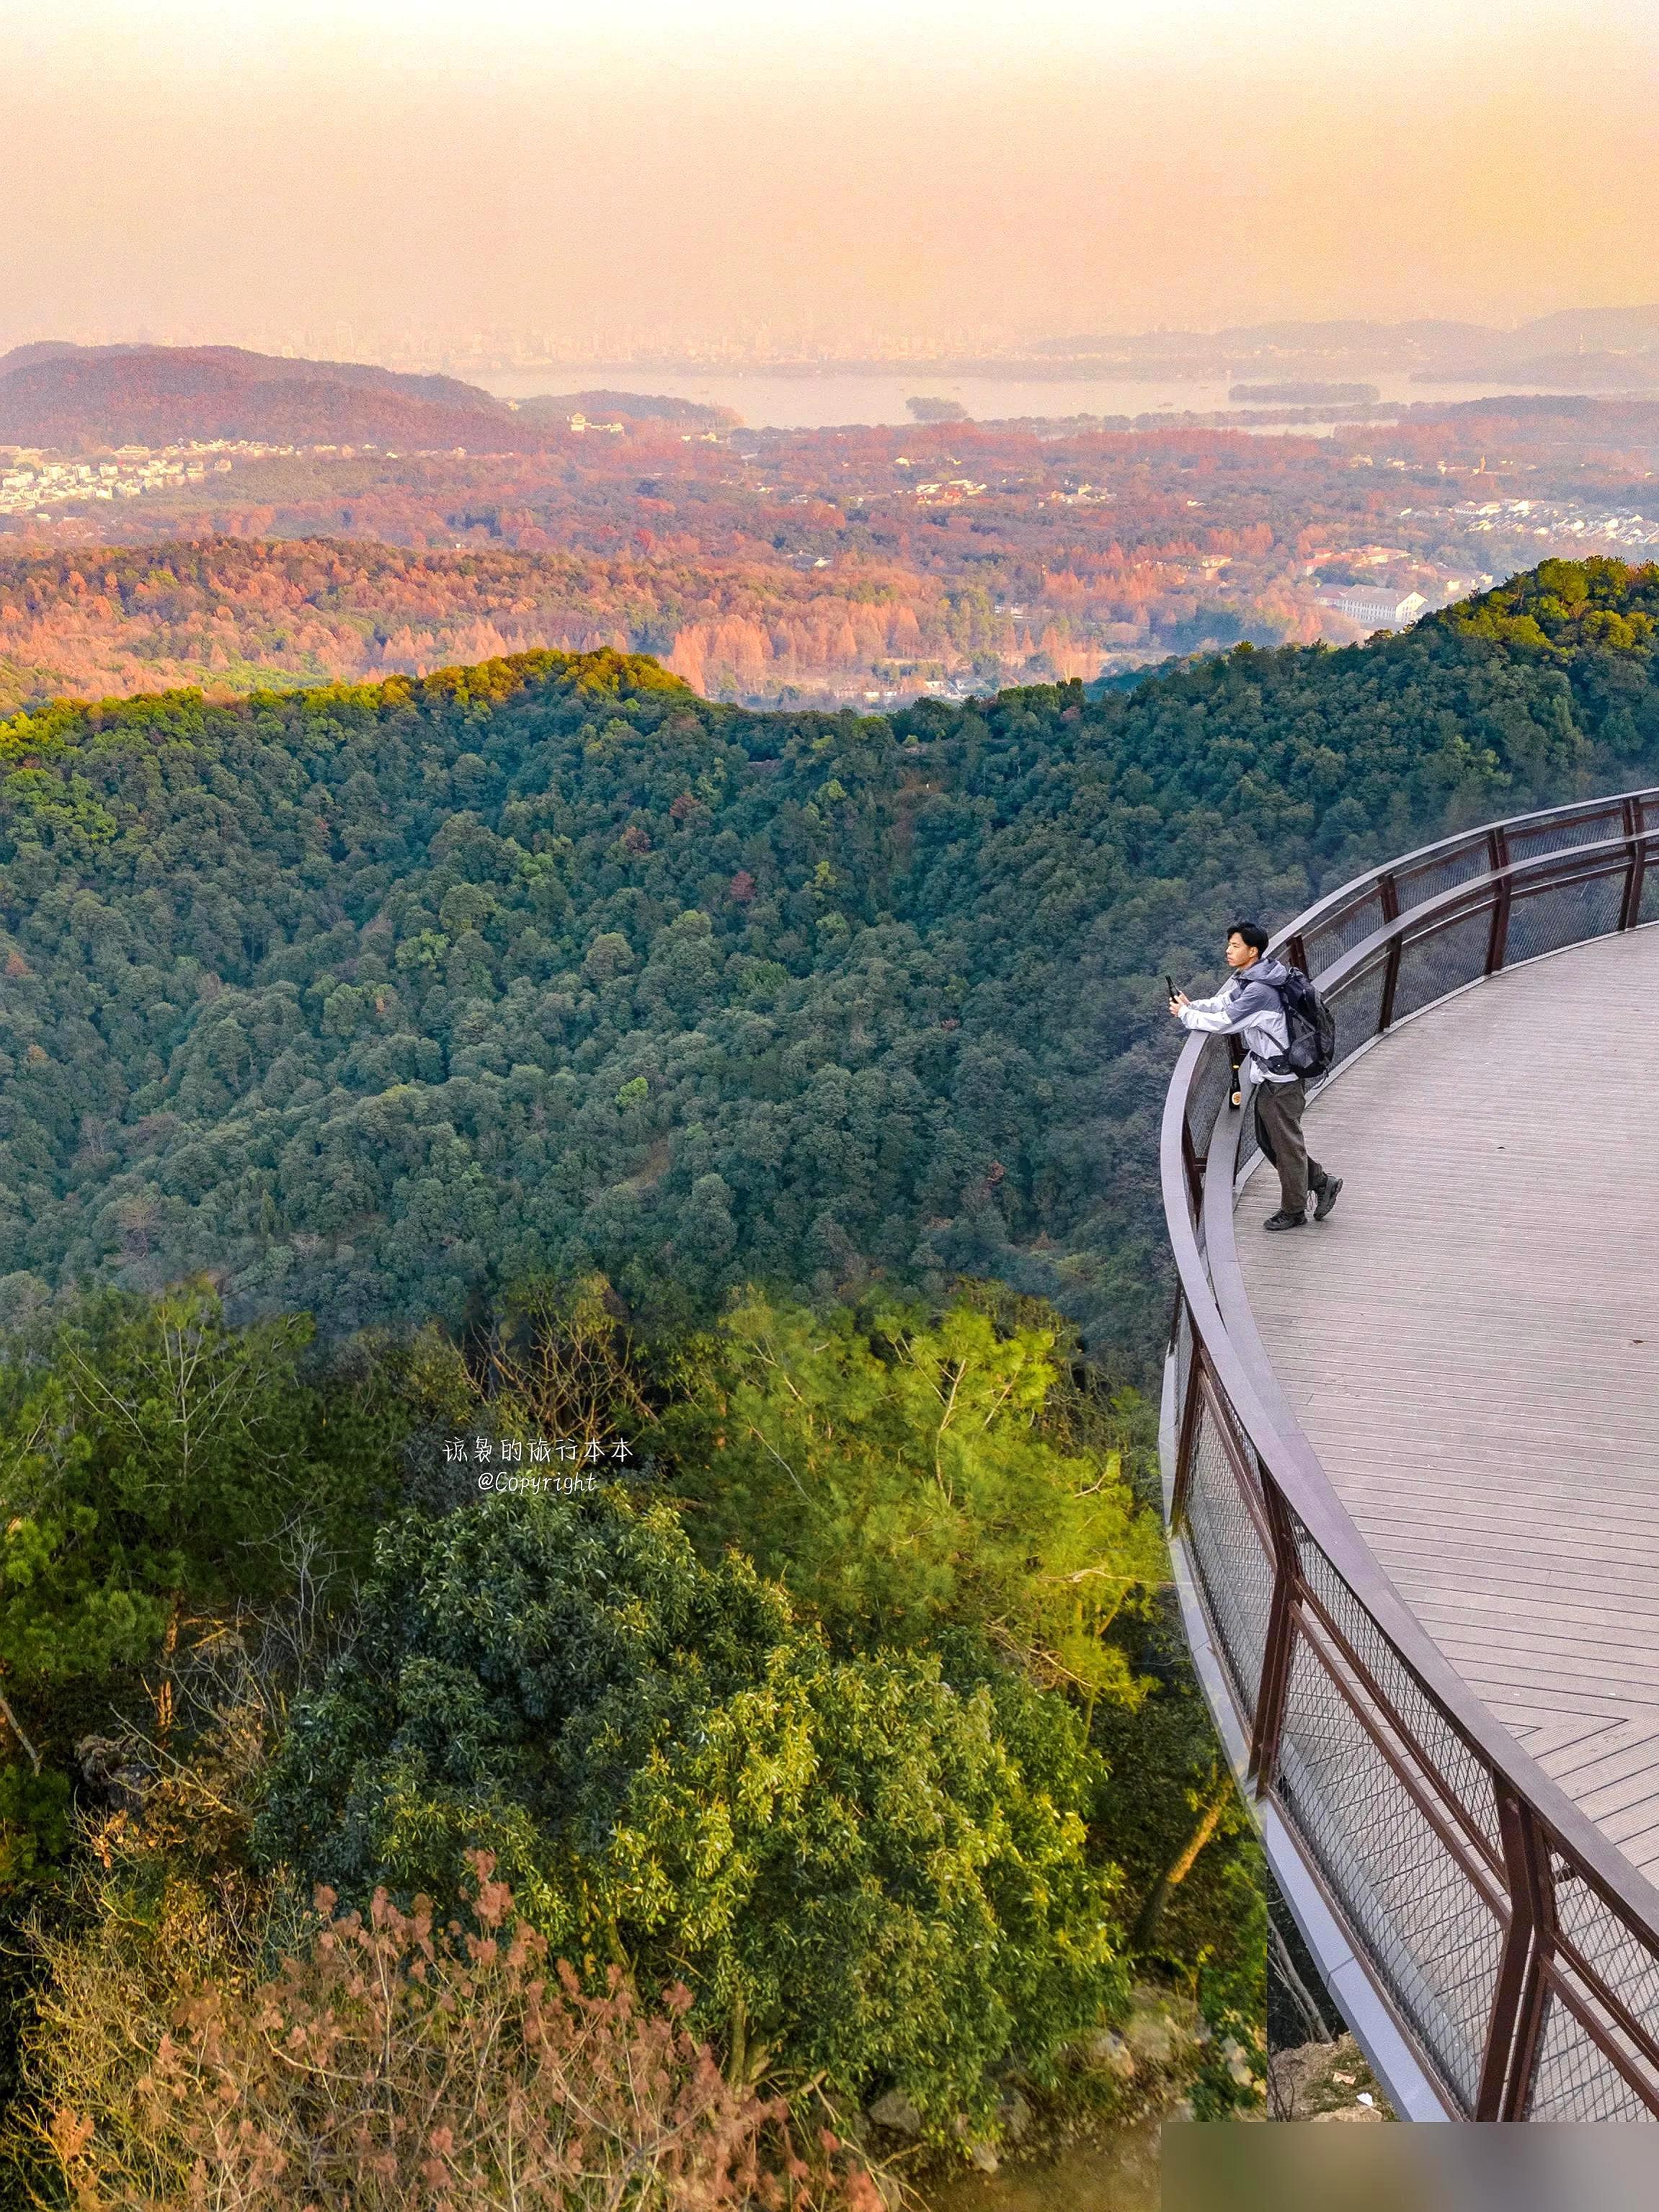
[33,1854,879,2211]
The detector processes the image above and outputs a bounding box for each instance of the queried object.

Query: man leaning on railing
[1170,922,1344,1234]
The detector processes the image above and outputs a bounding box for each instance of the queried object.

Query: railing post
[1377,929,1403,1030]
[1475,1786,1557,2120]
[1487,874,1512,975]
[1619,798,1645,932]
[1250,1471,1301,1796]
[1180,1117,1204,1216]
[1379,870,1400,924]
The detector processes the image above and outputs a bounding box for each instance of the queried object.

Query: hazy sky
[4,0,1657,355]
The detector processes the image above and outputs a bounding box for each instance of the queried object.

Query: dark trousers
[1253,1077,1327,1216]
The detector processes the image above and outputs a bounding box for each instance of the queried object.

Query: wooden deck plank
[1237,924,1659,1869]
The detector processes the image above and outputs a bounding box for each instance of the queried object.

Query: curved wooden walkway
[1239,925,1659,1878]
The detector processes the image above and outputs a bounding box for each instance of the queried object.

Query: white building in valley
[1331,586,1428,630]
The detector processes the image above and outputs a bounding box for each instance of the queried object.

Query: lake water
[479,365,1578,432]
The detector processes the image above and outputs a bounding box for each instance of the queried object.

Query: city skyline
[12,304,1659,378]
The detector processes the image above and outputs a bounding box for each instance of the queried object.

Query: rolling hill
[0,343,520,450]
[0,344,737,451]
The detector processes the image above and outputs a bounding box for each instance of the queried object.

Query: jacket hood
[1242,955,1289,987]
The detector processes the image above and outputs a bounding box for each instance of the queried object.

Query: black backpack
[1268,967,1336,1081]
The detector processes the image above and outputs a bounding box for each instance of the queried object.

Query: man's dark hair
[1226,920,1271,956]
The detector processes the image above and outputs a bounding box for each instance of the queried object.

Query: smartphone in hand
[1166,974,1180,1002]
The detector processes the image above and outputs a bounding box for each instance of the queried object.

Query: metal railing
[1162,782,1659,2120]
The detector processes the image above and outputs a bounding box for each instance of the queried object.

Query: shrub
[31,1852,874,2210]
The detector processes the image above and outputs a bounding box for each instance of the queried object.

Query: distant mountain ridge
[0,344,517,450]
[0,344,741,450]
[512,389,741,429]
[0,341,494,409]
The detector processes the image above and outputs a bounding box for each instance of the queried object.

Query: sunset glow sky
[4,0,1656,354]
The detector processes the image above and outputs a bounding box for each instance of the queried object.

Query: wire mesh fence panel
[1322,955,1388,1074]
[1291,1531,1503,1863]
[1389,906,1495,1025]
[1302,885,1388,973]
[1236,1085,1263,1181]
[1504,806,1629,861]
[1392,839,1495,914]
[1640,859,1659,929]
[1501,870,1627,967]
[1524,1991,1658,2122]
[1273,1631,1505,2113]
[1183,1035,1232,1168]
[1642,795,1659,834]
[1181,1392,1274,1718]
[1543,1870,1659,2110]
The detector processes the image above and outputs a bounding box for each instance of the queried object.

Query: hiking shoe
[1313,1175,1343,1223]
[1263,1208,1306,1232]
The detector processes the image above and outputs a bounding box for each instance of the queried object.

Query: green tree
[0,1284,407,1876]
[660,1294,1164,1708]
[255,1486,1126,2136]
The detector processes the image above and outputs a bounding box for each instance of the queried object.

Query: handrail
[1161,783,1659,2120]
[1278,782,1659,978]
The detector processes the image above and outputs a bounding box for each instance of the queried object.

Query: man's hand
[1168,991,1190,1016]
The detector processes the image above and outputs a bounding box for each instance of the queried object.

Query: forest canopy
[0,558,1655,1371]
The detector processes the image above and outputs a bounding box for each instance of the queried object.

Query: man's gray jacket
[1177,955,1295,1084]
